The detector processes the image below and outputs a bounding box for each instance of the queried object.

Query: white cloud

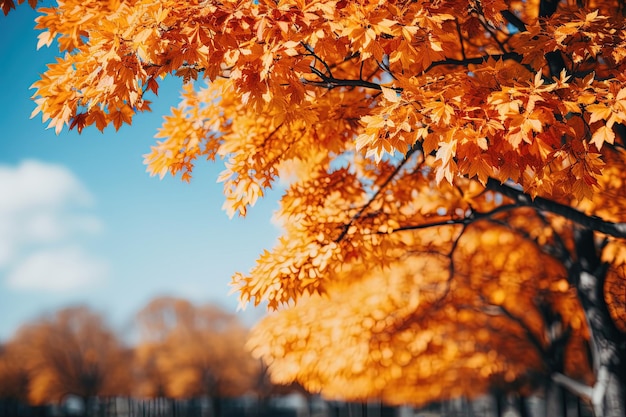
[21,212,66,243]
[6,246,107,291]
[0,160,92,212]
[0,160,107,291]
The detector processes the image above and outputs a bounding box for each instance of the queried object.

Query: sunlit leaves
[249,213,593,404]
[9,0,626,407]
[18,0,625,203]
[355,103,418,163]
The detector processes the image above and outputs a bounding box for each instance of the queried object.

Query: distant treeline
[0,300,293,408]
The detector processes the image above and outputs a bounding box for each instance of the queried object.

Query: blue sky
[0,6,281,341]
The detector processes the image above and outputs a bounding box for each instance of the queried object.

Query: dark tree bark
[517,395,530,417]
[552,229,625,417]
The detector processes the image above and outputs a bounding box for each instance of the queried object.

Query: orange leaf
[590,125,615,150]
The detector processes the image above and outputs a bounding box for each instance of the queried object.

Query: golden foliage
[9,0,626,407]
[17,0,624,203]
[248,211,594,404]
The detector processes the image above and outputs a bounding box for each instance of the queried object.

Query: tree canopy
[135,297,259,400]
[247,205,594,407]
[7,306,131,405]
[4,0,626,415]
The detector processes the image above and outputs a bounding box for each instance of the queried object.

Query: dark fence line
[0,397,315,417]
[0,396,403,417]
[0,393,595,417]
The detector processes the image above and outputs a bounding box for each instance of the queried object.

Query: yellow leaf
[381,86,400,103]
[36,31,53,50]
[435,139,456,167]
[477,137,488,150]
[590,125,615,150]
[587,104,612,124]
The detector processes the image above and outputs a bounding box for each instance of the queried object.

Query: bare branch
[335,146,419,242]
[552,372,593,400]
[391,204,519,233]
[425,52,523,72]
[486,301,547,361]
[501,10,527,32]
[301,77,384,91]
[486,179,626,239]
[302,42,334,78]
[301,50,526,92]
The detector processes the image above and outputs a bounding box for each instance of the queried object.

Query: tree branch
[489,302,547,363]
[552,372,593,400]
[425,52,524,72]
[302,42,334,78]
[486,179,626,239]
[302,51,525,92]
[391,204,519,233]
[301,77,384,91]
[501,10,527,33]
[591,366,610,416]
[335,146,419,242]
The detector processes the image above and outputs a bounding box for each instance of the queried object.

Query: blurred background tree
[135,297,260,415]
[0,342,30,416]
[9,306,131,413]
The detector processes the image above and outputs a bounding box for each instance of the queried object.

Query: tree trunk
[494,390,505,417]
[538,2,625,411]
[545,380,566,417]
[518,395,530,417]
[538,2,626,414]
[553,229,625,417]
[211,396,222,417]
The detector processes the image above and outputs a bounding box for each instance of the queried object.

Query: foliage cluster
[2,0,626,414]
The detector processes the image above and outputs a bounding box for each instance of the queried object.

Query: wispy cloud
[0,160,107,291]
[6,246,108,291]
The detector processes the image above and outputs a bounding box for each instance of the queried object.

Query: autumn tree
[0,342,30,414]
[5,0,626,414]
[248,207,595,414]
[135,297,260,415]
[10,306,131,412]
